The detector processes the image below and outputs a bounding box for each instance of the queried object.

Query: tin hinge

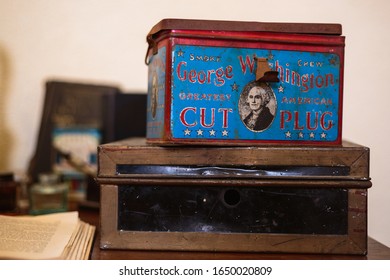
[255,57,279,83]
[145,35,159,65]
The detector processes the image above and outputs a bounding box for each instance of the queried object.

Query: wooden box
[146,19,345,146]
[97,138,371,255]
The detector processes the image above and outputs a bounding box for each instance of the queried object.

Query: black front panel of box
[118,185,348,235]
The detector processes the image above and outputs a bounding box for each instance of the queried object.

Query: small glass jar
[29,173,68,215]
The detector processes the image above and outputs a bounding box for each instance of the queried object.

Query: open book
[0,211,95,260]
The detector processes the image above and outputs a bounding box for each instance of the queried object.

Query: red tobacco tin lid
[147,18,342,38]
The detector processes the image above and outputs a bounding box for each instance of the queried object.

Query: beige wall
[1,0,390,247]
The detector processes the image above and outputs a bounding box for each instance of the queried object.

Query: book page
[0,212,79,260]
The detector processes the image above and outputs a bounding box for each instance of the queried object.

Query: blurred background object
[27,80,147,208]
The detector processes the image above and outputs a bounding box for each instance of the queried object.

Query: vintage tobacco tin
[97,138,371,254]
[146,19,345,145]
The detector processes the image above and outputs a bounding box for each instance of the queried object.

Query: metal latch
[255,57,279,83]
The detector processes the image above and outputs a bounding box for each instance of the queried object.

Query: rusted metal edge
[147,18,342,38]
[95,177,372,188]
